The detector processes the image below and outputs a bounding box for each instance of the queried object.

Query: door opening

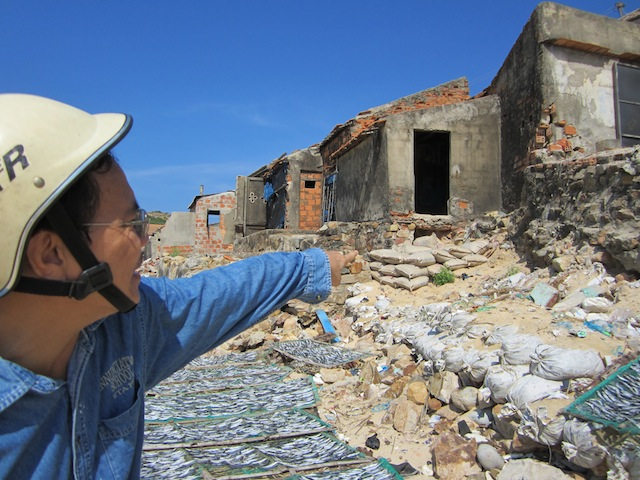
[414,130,450,214]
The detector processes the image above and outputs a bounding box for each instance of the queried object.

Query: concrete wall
[386,96,502,216]
[150,212,195,257]
[486,2,640,210]
[334,130,390,222]
[334,96,501,222]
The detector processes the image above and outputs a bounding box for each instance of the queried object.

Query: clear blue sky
[2,1,637,213]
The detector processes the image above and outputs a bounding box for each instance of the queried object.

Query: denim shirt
[0,249,331,479]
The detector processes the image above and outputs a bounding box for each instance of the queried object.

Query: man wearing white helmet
[0,94,357,479]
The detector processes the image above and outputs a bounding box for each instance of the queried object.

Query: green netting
[564,356,640,434]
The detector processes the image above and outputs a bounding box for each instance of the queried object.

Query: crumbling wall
[515,146,640,274]
[194,192,236,254]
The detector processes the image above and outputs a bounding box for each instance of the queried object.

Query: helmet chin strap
[14,203,137,313]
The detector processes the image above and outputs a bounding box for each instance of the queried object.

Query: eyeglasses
[82,208,150,239]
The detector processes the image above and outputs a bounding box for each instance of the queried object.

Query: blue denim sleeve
[136,248,331,389]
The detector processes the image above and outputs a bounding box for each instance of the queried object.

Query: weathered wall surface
[150,212,196,257]
[283,148,323,230]
[194,192,236,254]
[334,130,389,222]
[385,96,502,216]
[516,146,640,274]
[485,2,640,211]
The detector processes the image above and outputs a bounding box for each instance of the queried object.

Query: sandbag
[394,276,429,292]
[485,325,519,345]
[499,334,543,365]
[529,344,605,380]
[506,374,566,409]
[407,251,436,267]
[394,264,428,279]
[368,249,409,265]
[483,364,530,403]
[518,405,566,446]
[561,418,607,469]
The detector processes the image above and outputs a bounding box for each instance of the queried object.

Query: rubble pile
[140,224,640,479]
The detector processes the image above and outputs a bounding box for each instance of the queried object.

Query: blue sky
[2,1,637,213]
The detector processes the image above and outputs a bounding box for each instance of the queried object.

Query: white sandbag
[413,234,440,248]
[368,249,409,265]
[462,239,489,254]
[442,346,468,373]
[394,276,429,292]
[506,374,566,409]
[407,251,436,267]
[427,263,445,276]
[463,254,489,267]
[378,264,399,276]
[460,350,501,385]
[394,264,428,279]
[561,418,607,469]
[448,245,473,259]
[433,249,456,263]
[378,275,397,287]
[444,258,468,270]
[485,324,519,345]
[581,296,613,313]
[483,364,530,403]
[400,244,432,254]
[500,334,543,365]
[529,344,605,380]
[518,405,566,446]
[368,261,384,271]
[413,336,447,363]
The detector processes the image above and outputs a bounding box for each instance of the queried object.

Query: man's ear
[23,231,75,280]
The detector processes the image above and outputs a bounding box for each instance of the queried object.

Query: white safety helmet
[0,94,136,311]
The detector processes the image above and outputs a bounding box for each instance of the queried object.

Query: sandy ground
[215,241,637,478]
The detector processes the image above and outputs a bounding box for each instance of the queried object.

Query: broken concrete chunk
[530,282,559,308]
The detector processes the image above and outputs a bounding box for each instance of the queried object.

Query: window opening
[207,210,220,228]
[615,63,640,147]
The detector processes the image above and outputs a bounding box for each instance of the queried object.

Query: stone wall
[514,145,640,274]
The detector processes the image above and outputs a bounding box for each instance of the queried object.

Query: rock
[450,386,479,412]
[476,444,505,471]
[497,458,574,479]
[407,381,429,405]
[392,400,420,433]
[319,368,346,384]
[432,432,481,480]
[383,376,409,399]
[427,397,443,412]
[429,371,459,403]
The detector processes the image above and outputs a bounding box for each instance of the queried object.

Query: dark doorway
[414,130,450,214]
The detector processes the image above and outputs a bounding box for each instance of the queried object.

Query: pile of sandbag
[367,300,636,477]
[367,237,492,291]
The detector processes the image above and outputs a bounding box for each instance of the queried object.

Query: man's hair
[33,152,116,238]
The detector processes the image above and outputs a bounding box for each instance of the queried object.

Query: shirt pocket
[97,380,143,440]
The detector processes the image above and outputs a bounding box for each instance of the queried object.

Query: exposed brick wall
[157,245,194,256]
[299,172,323,230]
[320,78,470,165]
[194,192,236,254]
